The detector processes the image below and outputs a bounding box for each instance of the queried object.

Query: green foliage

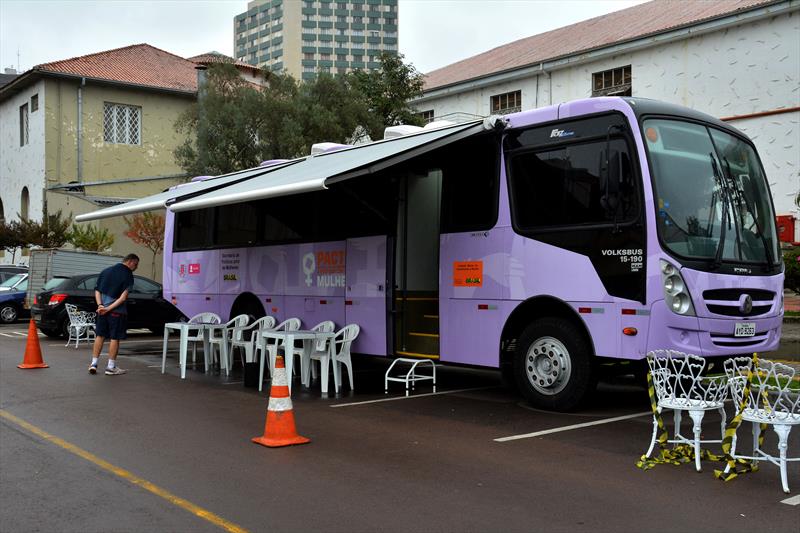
[784,246,800,294]
[350,52,425,139]
[174,53,426,175]
[0,219,24,255]
[68,224,115,252]
[15,209,71,248]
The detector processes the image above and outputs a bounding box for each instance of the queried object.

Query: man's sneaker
[104,366,127,376]
[88,364,98,375]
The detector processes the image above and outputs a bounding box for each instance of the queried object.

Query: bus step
[396,351,440,360]
[385,358,437,396]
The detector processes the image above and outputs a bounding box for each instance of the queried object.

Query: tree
[16,209,71,249]
[174,54,427,175]
[0,220,24,263]
[68,224,115,252]
[124,212,165,278]
[349,52,426,140]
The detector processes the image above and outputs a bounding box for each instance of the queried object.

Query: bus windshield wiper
[710,153,729,270]
[723,157,774,270]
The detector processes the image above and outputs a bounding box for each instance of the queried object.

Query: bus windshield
[644,118,778,267]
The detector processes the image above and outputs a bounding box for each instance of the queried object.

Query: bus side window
[439,134,500,233]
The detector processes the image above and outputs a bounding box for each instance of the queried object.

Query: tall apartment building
[234,0,399,81]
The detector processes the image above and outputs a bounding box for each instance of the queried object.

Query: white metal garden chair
[208,314,249,375]
[724,357,800,493]
[230,315,276,368]
[187,312,221,371]
[642,349,729,472]
[64,303,96,348]
[256,317,301,392]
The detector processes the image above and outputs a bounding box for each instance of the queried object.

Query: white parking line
[494,411,652,442]
[781,494,800,506]
[330,387,497,408]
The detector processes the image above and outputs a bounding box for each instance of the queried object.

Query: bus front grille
[702,288,776,318]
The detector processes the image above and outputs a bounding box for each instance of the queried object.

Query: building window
[592,65,631,97]
[418,110,434,124]
[20,187,29,220]
[103,102,141,145]
[19,103,29,146]
[31,94,39,112]
[490,90,521,115]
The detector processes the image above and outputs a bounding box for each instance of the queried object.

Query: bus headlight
[661,260,695,316]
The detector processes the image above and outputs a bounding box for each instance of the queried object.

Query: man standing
[89,254,139,375]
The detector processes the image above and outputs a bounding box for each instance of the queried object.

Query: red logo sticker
[189,263,201,274]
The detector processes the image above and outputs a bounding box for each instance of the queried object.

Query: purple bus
[78,97,784,411]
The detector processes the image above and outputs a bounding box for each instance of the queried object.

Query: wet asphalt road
[1,322,798,533]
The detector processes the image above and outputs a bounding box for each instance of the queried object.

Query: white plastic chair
[327,324,360,394]
[230,315,276,368]
[64,303,96,348]
[256,317,301,392]
[642,350,728,472]
[208,314,249,375]
[187,312,221,371]
[296,321,335,388]
[724,357,800,493]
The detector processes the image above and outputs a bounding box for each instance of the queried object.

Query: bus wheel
[513,318,595,412]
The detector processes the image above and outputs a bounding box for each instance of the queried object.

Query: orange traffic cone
[18,319,48,369]
[252,355,310,448]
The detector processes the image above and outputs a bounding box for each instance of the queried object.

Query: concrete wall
[416,8,800,220]
[0,79,46,224]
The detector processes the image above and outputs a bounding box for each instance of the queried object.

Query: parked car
[0,277,29,323]
[31,273,186,338]
[0,272,28,292]
[0,266,27,284]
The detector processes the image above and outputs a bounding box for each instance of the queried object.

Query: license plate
[734,322,756,337]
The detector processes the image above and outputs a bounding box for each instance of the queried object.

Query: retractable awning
[168,120,485,213]
[74,160,299,222]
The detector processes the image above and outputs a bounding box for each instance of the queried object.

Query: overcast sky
[0,0,647,75]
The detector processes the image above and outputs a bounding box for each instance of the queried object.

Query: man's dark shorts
[95,312,128,340]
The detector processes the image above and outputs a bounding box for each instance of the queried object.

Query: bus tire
[513,318,595,412]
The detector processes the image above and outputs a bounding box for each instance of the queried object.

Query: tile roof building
[0,44,260,273]
[413,0,800,221]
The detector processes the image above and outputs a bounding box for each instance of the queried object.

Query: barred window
[31,94,39,112]
[490,90,521,115]
[19,103,29,146]
[592,65,631,97]
[103,103,141,145]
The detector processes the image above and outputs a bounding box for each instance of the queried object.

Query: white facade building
[414,0,799,228]
[0,79,46,265]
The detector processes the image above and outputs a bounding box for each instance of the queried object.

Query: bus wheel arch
[500,297,597,411]
[230,293,266,323]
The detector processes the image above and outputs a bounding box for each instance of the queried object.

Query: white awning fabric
[76,120,484,221]
[169,120,484,212]
[74,160,299,222]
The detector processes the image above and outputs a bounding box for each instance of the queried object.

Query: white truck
[25,249,122,309]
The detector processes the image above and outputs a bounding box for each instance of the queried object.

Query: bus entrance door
[345,236,388,356]
[394,172,441,360]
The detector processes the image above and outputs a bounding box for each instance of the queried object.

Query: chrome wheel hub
[525,336,572,395]
[1,306,17,322]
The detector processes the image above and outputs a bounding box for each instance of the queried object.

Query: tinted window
[509,138,635,229]
[42,277,68,290]
[439,134,500,233]
[0,273,25,287]
[132,277,160,294]
[76,276,99,290]
[215,202,258,246]
[175,208,213,249]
